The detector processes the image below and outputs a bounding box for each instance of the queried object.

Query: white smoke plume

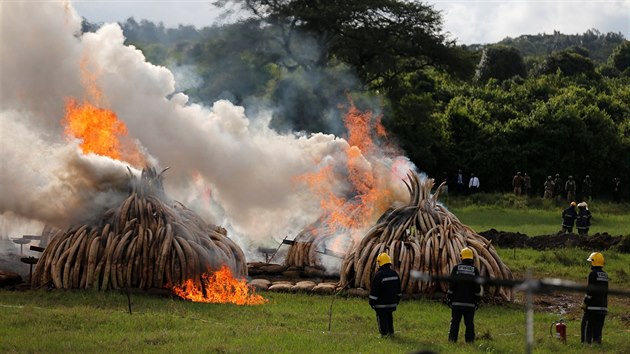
[0,1,415,259]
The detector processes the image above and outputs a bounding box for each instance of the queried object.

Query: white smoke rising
[0,1,414,259]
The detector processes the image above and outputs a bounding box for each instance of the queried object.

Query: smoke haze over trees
[83,2,630,200]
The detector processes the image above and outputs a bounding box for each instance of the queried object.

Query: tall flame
[61,56,145,165]
[172,266,267,305]
[62,98,128,160]
[298,99,394,232]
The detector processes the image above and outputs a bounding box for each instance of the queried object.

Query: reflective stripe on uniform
[373,304,397,309]
[382,276,398,282]
[369,295,378,300]
[586,306,607,311]
[451,302,475,308]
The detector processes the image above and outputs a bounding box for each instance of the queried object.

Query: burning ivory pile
[340,171,514,301]
[284,198,360,269]
[32,167,246,290]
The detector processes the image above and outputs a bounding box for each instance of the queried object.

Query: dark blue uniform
[561,205,577,233]
[581,266,608,344]
[447,259,481,343]
[576,207,592,236]
[369,264,401,336]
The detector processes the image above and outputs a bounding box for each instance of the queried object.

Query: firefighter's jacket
[583,266,608,314]
[562,206,577,228]
[576,208,592,229]
[369,264,401,310]
[447,260,481,310]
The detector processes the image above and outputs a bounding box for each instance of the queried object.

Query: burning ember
[172,265,267,305]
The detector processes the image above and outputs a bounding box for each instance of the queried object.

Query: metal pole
[525,273,534,354]
[266,235,290,264]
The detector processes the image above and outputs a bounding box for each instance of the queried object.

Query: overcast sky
[71,0,630,44]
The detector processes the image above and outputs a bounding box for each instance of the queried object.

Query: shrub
[616,235,630,253]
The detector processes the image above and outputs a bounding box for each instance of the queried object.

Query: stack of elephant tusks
[339,170,514,302]
[31,167,247,291]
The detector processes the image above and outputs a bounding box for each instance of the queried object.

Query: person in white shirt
[469,173,480,193]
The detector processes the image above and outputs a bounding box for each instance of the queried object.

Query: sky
[69,0,630,44]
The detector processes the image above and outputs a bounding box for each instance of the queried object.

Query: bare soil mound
[480,229,624,251]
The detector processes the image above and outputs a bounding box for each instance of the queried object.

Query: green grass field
[2,195,629,353]
[1,290,629,354]
[445,194,630,236]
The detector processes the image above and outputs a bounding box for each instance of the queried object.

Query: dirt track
[479,229,626,251]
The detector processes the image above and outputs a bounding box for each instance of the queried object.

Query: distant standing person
[612,177,621,202]
[440,171,449,199]
[581,252,608,345]
[447,247,481,343]
[561,202,577,233]
[455,170,465,195]
[576,202,592,236]
[582,175,592,201]
[468,173,480,193]
[512,172,524,195]
[369,253,401,337]
[523,173,532,197]
[554,174,564,202]
[565,176,576,202]
[543,176,555,199]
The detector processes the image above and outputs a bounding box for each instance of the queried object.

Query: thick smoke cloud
[0,1,414,257]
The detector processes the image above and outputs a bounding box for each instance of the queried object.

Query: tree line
[82,0,630,200]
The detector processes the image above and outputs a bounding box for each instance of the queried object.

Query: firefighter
[576,202,592,236]
[561,202,577,233]
[581,252,608,345]
[447,247,481,343]
[369,253,401,337]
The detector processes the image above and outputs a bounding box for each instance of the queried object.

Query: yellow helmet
[460,247,474,260]
[587,252,604,267]
[376,253,392,267]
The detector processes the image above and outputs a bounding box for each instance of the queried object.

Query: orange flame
[298,99,394,232]
[172,266,267,305]
[61,56,145,165]
[62,98,127,160]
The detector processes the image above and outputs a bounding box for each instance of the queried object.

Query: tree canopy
[81,7,630,200]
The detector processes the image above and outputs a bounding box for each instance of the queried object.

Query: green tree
[473,45,527,83]
[215,0,474,89]
[608,40,630,73]
[533,50,597,78]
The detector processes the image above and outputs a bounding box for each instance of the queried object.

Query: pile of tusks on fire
[31,167,246,290]
[339,171,514,301]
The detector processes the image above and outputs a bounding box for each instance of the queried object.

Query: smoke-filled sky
[0,1,413,256]
[69,0,630,44]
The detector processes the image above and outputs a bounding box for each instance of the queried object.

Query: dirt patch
[480,229,624,251]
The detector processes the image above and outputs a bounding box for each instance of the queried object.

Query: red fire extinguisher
[550,319,567,343]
